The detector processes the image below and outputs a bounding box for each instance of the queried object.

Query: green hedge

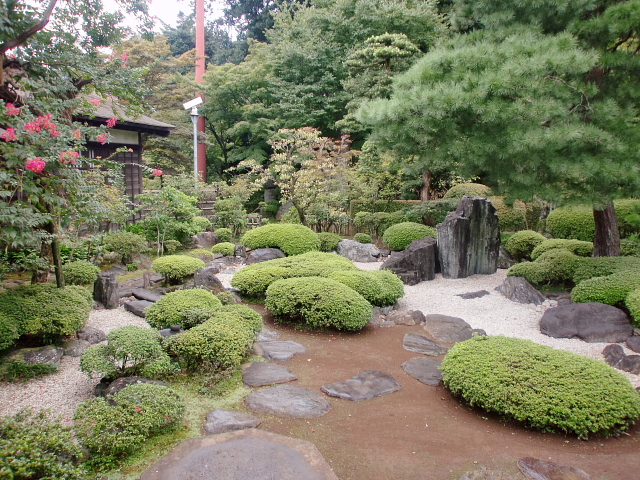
[624,289,640,328]
[353,233,372,243]
[317,232,342,252]
[211,242,236,256]
[152,255,205,283]
[530,239,593,260]
[0,312,20,351]
[231,266,293,297]
[382,222,437,251]
[327,270,404,307]
[441,336,640,438]
[241,224,320,256]
[507,250,581,285]
[265,277,372,331]
[442,183,494,199]
[63,260,100,286]
[504,230,547,261]
[571,272,640,306]
[571,256,640,284]
[219,304,263,333]
[145,288,222,329]
[621,238,640,257]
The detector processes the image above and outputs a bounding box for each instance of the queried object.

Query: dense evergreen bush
[571,272,640,306]
[530,239,593,260]
[353,233,372,243]
[504,230,547,261]
[624,289,640,327]
[219,304,263,333]
[216,290,237,305]
[317,232,342,252]
[145,288,222,329]
[191,216,212,232]
[621,238,640,257]
[265,277,372,331]
[63,260,100,286]
[241,223,320,255]
[215,227,233,243]
[443,183,494,199]
[571,256,639,284]
[441,336,640,438]
[80,326,176,380]
[0,312,20,351]
[382,222,437,251]
[488,196,527,232]
[328,270,404,307]
[402,198,460,227]
[211,242,236,256]
[152,255,205,283]
[507,250,581,285]
[206,311,256,347]
[614,199,640,238]
[231,266,293,297]
[187,248,216,262]
[103,231,148,263]
[0,408,86,479]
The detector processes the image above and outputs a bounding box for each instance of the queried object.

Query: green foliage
[624,289,640,328]
[0,408,86,480]
[63,260,100,286]
[169,319,249,372]
[621,238,640,257]
[103,231,148,263]
[80,326,176,380]
[265,277,372,331]
[402,199,460,227]
[206,311,256,347]
[145,289,222,330]
[488,197,542,232]
[352,210,409,238]
[441,336,640,438]
[571,272,640,306]
[219,304,263,333]
[230,266,292,297]
[530,239,593,260]
[179,307,218,330]
[215,228,233,243]
[211,242,236,256]
[546,206,596,241]
[613,199,640,238]
[152,255,205,283]
[211,197,248,237]
[187,248,216,263]
[571,256,640,284]
[0,360,57,382]
[382,222,437,251]
[162,239,182,254]
[443,183,494,199]
[0,284,91,340]
[328,270,404,307]
[191,216,212,232]
[317,232,342,252]
[216,291,238,305]
[74,384,185,462]
[504,230,547,261]
[354,233,372,243]
[507,250,581,285]
[241,223,320,255]
[0,312,20,352]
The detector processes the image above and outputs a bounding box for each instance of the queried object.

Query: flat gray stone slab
[203,409,261,435]
[243,362,297,387]
[517,456,593,480]
[320,370,401,401]
[403,333,449,356]
[140,429,338,480]
[423,314,473,344]
[257,327,281,342]
[255,340,307,361]
[123,299,154,318]
[131,288,162,302]
[402,357,443,386]
[245,384,332,418]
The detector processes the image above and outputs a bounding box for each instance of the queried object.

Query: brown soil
[254,309,640,480]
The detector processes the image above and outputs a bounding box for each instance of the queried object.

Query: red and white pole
[195,0,207,183]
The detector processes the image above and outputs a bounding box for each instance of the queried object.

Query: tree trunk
[31,240,52,284]
[593,202,620,257]
[420,170,432,201]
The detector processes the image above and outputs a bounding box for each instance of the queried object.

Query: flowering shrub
[59,150,80,165]
[1,127,17,141]
[152,168,163,176]
[96,132,109,144]
[25,157,46,173]
[106,116,118,128]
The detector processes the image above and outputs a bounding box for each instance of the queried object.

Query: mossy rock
[382,222,437,251]
[241,224,320,256]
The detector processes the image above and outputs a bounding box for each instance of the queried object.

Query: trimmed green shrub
[441,336,640,438]
[179,306,217,329]
[145,288,222,329]
[74,383,185,461]
[187,248,216,262]
[152,255,205,283]
[169,319,248,372]
[0,312,20,351]
[382,222,437,251]
[162,239,181,254]
[211,242,236,256]
[443,183,493,199]
[241,224,320,256]
[0,408,86,479]
[625,289,640,327]
[614,199,640,238]
[103,231,147,263]
[63,260,100,286]
[191,216,212,232]
[80,326,176,380]
[317,232,342,252]
[545,205,594,241]
[216,290,237,305]
[504,230,547,261]
[0,284,91,340]
[571,272,640,305]
[328,270,404,307]
[231,266,292,297]
[215,227,233,243]
[487,197,542,232]
[571,256,640,284]
[530,239,594,260]
[621,238,640,257]
[206,311,256,347]
[219,304,263,332]
[353,233,372,243]
[403,198,460,227]
[265,277,372,331]
[507,249,581,285]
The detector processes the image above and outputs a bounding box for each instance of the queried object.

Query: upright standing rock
[437,196,500,279]
[94,272,119,309]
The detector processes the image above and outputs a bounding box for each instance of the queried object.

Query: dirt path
[253,310,640,480]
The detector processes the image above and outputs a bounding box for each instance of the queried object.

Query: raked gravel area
[1,263,638,419]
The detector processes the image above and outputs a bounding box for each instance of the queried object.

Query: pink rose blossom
[24,114,60,137]
[90,98,101,106]
[6,103,20,116]
[152,168,163,177]
[25,158,46,173]
[59,150,80,165]
[106,116,118,128]
[97,133,109,144]
[24,120,41,134]
[120,52,129,62]
[1,127,17,141]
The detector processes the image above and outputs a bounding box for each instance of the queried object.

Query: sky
[103,0,225,30]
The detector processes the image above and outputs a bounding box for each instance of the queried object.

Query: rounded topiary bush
[191,216,212,233]
[187,248,216,263]
[571,256,639,284]
[441,336,640,438]
[265,277,372,331]
[487,196,527,232]
[504,230,547,261]
[353,232,372,244]
[571,272,640,306]
[211,242,236,256]
[215,227,233,243]
[152,255,205,283]
[241,223,320,256]
[507,250,581,285]
[545,205,595,241]
[219,304,263,332]
[317,232,342,252]
[443,183,494,199]
[625,289,640,327]
[231,266,292,297]
[103,231,147,263]
[530,239,593,260]
[328,270,404,307]
[63,260,101,286]
[145,288,222,329]
[382,222,437,251]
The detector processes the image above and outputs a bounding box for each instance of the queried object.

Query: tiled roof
[77,93,175,131]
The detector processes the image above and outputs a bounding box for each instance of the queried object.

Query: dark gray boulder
[402,357,443,386]
[517,457,593,480]
[124,299,154,318]
[193,267,226,294]
[77,326,107,344]
[246,248,286,265]
[132,288,162,303]
[540,303,633,343]
[381,236,437,285]
[385,310,425,326]
[159,325,185,337]
[254,341,307,361]
[257,328,281,342]
[245,384,332,418]
[202,409,261,435]
[626,336,640,353]
[191,231,218,249]
[403,333,449,356]
[497,246,517,270]
[6,345,63,368]
[320,370,401,401]
[104,376,169,397]
[336,239,381,263]
[242,362,297,387]
[437,196,500,279]
[495,276,546,305]
[423,314,473,344]
[456,290,490,299]
[62,339,91,357]
[94,272,119,309]
[603,344,640,374]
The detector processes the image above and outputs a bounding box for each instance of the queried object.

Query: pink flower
[6,103,20,116]
[25,158,46,173]
[72,129,82,140]
[1,127,17,141]
[97,132,109,144]
[120,52,129,62]
[90,98,101,106]
[106,116,118,128]
[152,168,163,177]
[47,126,60,138]
[24,114,60,137]
[59,150,80,165]
[24,120,41,134]
[135,406,142,412]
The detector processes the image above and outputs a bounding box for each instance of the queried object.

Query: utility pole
[195,0,207,183]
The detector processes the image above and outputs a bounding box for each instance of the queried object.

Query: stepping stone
[456,290,490,299]
[423,314,473,344]
[61,339,90,357]
[257,327,281,342]
[124,299,154,318]
[385,310,425,326]
[242,362,297,387]
[517,456,593,480]
[245,384,332,418]
[140,429,338,480]
[255,341,307,361]
[320,370,401,401]
[77,326,106,344]
[402,357,443,386]
[131,288,162,302]
[403,333,449,356]
[202,409,261,435]
[626,336,640,353]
